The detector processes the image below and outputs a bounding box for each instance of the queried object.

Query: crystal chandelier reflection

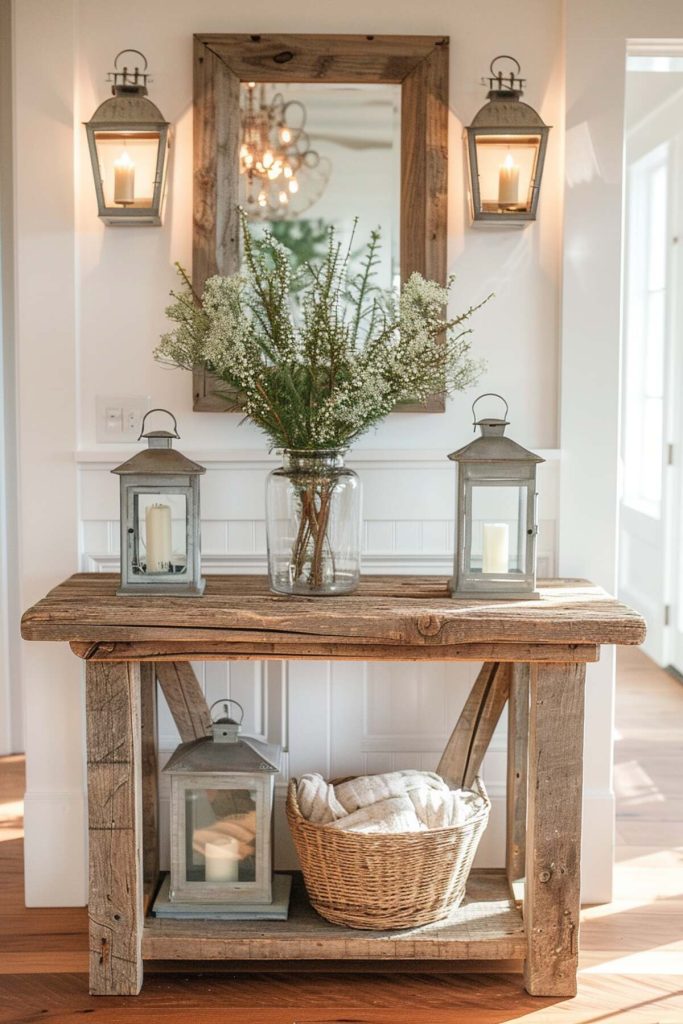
[239,84,330,220]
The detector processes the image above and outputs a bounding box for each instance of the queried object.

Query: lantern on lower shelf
[84,49,170,225]
[164,700,281,905]
[465,56,550,224]
[449,394,544,599]
[112,408,205,597]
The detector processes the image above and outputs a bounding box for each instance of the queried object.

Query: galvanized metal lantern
[112,409,205,596]
[164,700,281,905]
[465,56,550,225]
[449,394,544,599]
[84,49,170,225]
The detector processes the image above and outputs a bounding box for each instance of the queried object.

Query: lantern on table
[164,700,281,906]
[465,56,550,225]
[449,394,543,599]
[112,408,205,596]
[84,49,170,225]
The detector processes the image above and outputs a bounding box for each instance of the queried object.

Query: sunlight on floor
[613,759,666,806]
[0,800,24,820]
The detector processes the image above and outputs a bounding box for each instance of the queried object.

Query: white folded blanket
[296,771,483,834]
[328,795,426,834]
[334,770,448,813]
[296,774,346,824]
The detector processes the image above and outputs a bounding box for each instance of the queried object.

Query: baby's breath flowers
[155,211,488,450]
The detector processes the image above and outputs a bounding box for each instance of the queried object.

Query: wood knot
[539,869,552,883]
[417,614,442,638]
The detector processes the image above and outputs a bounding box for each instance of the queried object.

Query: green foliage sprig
[156,211,489,449]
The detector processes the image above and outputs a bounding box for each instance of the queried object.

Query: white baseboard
[23,789,87,906]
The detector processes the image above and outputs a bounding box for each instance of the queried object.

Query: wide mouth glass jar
[266,449,362,596]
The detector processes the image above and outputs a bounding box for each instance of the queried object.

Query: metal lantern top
[469,55,549,134]
[85,49,169,132]
[164,700,282,776]
[448,394,545,466]
[112,409,206,478]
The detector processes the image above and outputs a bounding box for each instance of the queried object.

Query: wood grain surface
[506,663,530,889]
[85,663,143,995]
[22,575,646,652]
[523,662,586,997]
[142,871,525,962]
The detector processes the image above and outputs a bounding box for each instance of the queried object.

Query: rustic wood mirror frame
[192,33,449,413]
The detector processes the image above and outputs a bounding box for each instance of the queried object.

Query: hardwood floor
[0,648,681,1023]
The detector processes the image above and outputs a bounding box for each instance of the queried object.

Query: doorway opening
[619,44,683,675]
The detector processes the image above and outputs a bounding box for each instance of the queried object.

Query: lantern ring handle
[138,408,180,440]
[209,699,244,725]
[113,49,148,72]
[471,393,509,431]
[489,55,521,77]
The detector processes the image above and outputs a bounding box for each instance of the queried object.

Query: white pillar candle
[482,523,510,574]
[145,503,172,573]
[498,153,519,207]
[204,837,240,882]
[114,150,135,204]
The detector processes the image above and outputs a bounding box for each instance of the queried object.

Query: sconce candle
[114,151,135,205]
[498,154,519,207]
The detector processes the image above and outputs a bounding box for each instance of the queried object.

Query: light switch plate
[96,395,151,443]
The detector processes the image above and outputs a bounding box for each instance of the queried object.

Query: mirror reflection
[239,81,401,292]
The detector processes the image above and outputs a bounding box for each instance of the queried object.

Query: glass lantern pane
[93,131,161,209]
[133,492,187,576]
[468,485,527,575]
[185,787,257,884]
[473,134,541,214]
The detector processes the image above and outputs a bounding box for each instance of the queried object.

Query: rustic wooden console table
[21,575,645,998]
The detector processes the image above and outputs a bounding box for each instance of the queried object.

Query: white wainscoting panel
[78,449,559,872]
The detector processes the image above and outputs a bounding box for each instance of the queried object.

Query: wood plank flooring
[0,647,681,1023]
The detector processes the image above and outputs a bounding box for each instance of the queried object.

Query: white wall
[17,0,649,908]
[0,0,22,757]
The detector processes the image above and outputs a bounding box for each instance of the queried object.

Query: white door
[619,139,673,664]
[669,134,683,674]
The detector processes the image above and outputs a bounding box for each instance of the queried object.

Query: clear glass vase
[266,449,362,596]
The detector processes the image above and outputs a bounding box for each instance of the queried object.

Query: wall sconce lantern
[164,700,282,908]
[85,49,170,225]
[112,409,205,597]
[465,56,550,225]
[449,394,544,599]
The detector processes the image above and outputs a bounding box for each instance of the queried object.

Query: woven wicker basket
[286,776,490,930]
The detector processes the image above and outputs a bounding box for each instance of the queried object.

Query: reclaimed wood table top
[21,575,646,662]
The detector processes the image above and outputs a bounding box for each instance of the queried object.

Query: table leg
[140,663,159,915]
[506,663,529,890]
[86,661,143,996]
[523,662,586,997]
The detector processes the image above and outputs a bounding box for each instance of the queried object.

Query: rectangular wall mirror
[192,34,449,412]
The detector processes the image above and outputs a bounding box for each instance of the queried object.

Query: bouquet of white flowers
[156,211,488,449]
[156,212,489,592]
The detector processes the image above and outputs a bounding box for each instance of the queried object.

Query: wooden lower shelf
[142,870,525,962]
